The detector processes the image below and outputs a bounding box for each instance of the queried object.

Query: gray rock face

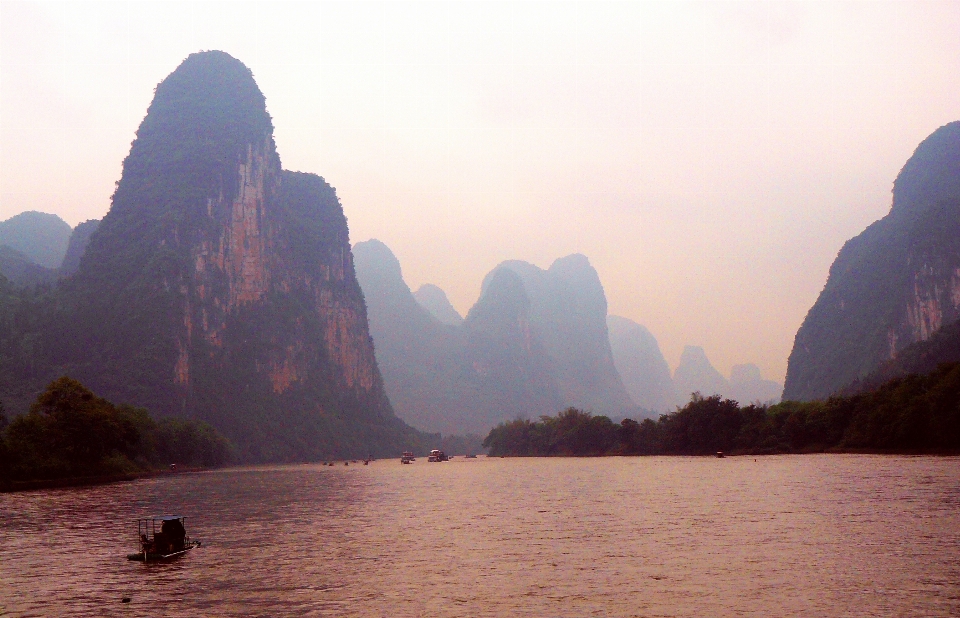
[728,363,782,405]
[0,211,72,269]
[607,315,677,415]
[413,283,463,325]
[673,345,729,404]
[784,121,960,400]
[59,219,101,277]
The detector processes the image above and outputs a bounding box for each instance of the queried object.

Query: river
[1,455,959,617]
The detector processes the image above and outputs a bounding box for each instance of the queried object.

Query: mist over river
[2,455,958,617]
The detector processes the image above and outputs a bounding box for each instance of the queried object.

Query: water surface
[2,455,959,617]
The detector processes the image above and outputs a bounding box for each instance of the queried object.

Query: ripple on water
[1,455,959,617]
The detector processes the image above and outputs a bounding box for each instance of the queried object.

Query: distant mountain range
[0,213,101,285]
[356,240,782,433]
[785,121,960,400]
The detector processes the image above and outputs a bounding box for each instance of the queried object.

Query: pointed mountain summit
[44,51,420,459]
[673,345,728,402]
[785,122,960,400]
[728,364,782,405]
[414,284,463,325]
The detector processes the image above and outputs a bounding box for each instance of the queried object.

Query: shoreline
[0,466,208,494]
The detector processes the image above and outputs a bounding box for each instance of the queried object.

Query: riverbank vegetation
[0,377,232,488]
[483,362,960,457]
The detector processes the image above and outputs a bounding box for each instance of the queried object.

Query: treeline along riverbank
[0,377,231,491]
[483,362,960,457]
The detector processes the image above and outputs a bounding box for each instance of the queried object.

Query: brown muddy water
[1,455,959,617]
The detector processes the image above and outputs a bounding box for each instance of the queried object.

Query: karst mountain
[0,51,424,460]
[785,122,960,400]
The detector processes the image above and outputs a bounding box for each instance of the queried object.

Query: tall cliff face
[784,122,960,401]
[489,255,634,414]
[606,315,677,415]
[48,51,418,460]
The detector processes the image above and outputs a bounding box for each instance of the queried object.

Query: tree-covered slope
[58,219,100,277]
[0,245,57,287]
[785,122,960,401]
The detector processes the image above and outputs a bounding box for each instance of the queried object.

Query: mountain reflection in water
[2,455,959,617]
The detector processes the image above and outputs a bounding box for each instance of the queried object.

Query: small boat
[401,451,415,464]
[427,449,449,462]
[127,515,200,562]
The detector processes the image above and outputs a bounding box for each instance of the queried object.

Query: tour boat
[428,449,449,462]
[401,451,415,464]
[127,515,200,562]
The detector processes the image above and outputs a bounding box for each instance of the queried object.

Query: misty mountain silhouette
[486,255,634,414]
[0,211,72,269]
[414,283,463,325]
[673,345,729,402]
[606,315,677,415]
[354,239,561,435]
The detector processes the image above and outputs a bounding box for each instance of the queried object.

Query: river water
[1,455,959,617]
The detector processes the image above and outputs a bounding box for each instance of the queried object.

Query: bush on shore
[0,376,232,484]
[484,362,960,457]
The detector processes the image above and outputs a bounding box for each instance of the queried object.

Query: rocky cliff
[784,122,960,400]
[606,315,677,415]
[38,51,421,460]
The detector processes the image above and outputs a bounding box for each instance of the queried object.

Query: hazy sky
[2,1,959,381]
